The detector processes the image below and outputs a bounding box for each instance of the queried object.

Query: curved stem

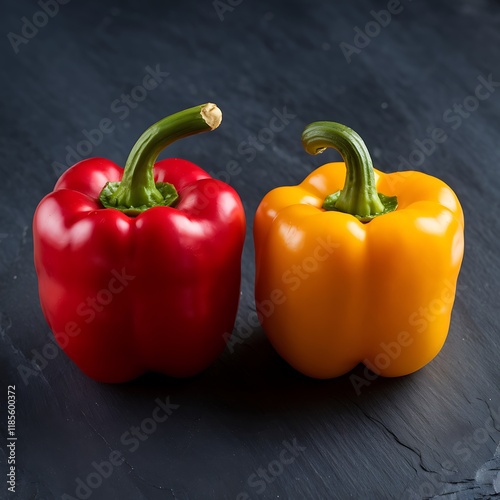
[99,103,222,215]
[301,121,397,222]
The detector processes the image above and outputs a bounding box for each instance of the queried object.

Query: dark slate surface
[1,0,500,498]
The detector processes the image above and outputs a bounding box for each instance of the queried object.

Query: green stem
[301,121,397,222]
[99,103,222,215]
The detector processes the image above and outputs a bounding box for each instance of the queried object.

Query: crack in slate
[79,410,119,454]
[0,311,55,390]
[427,442,500,498]
[353,402,439,477]
[477,397,500,433]
[127,469,179,497]
[80,410,177,496]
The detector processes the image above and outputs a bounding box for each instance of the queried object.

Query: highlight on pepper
[254,120,464,379]
[33,103,246,383]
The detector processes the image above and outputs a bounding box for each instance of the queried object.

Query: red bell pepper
[33,103,246,382]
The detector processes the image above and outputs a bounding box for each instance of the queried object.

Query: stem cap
[302,121,397,222]
[99,103,222,216]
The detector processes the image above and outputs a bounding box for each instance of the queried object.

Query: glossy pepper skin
[34,104,245,383]
[254,122,464,379]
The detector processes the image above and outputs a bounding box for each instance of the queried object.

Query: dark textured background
[1,0,500,498]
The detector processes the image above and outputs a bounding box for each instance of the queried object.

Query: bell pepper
[33,103,246,383]
[254,121,464,379]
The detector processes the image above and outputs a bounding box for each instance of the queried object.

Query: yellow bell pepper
[254,121,464,379]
